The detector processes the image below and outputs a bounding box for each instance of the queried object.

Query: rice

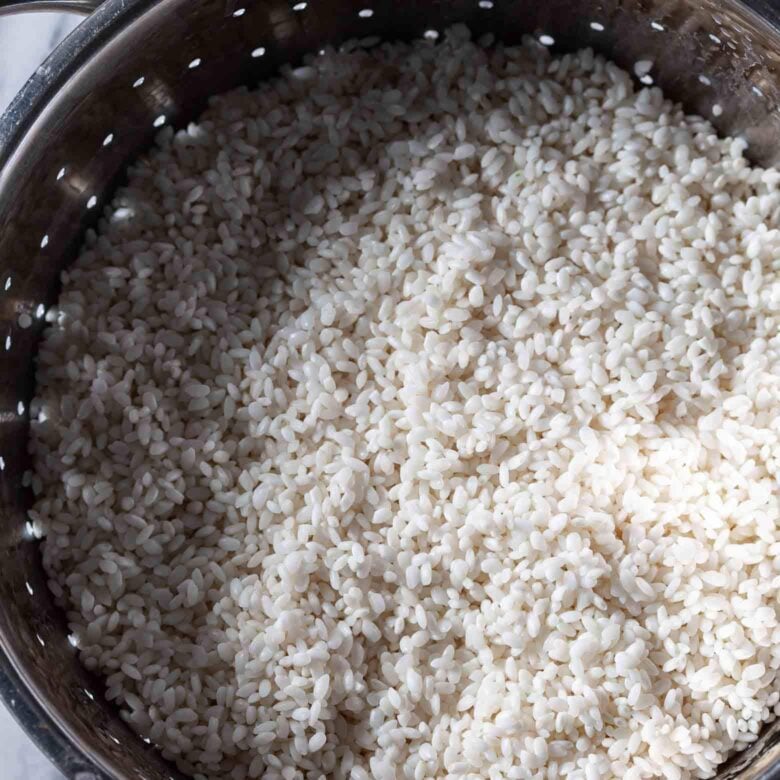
[29,24,780,780]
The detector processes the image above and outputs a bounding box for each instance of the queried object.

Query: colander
[1,0,780,778]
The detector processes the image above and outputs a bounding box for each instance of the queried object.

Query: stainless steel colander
[1,0,780,778]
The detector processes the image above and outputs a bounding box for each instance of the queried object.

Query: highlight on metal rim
[0,0,103,16]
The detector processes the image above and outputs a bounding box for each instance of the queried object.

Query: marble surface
[0,13,79,779]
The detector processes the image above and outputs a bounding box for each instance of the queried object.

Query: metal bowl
[1,0,780,777]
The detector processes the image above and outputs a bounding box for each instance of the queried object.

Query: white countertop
[0,12,80,778]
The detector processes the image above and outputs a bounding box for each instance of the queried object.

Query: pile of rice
[29,25,780,780]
